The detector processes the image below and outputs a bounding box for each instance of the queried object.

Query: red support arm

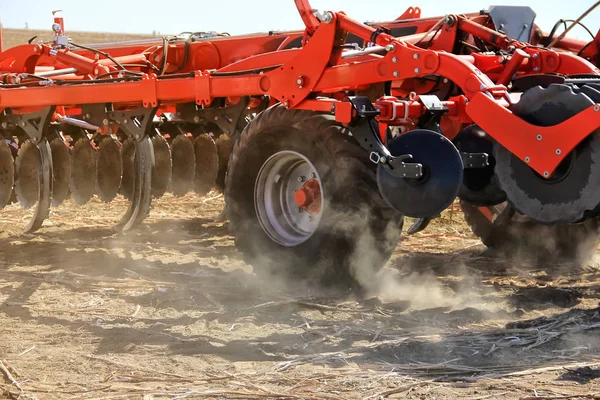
[294,0,320,35]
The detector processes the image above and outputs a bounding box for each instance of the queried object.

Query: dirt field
[0,193,599,400]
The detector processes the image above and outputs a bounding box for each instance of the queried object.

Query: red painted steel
[0,1,598,179]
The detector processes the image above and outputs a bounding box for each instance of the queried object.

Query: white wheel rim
[254,150,324,247]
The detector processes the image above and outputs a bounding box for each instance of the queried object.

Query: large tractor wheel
[224,105,404,290]
[460,200,599,264]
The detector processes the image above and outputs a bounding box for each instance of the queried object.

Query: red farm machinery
[1,1,600,287]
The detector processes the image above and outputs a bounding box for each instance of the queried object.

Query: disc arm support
[107,106,158,231]
[176,96,251,135]
[1,106,55,144]
[346,96,423,179]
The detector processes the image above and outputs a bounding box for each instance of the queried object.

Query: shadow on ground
[1,217,599,381]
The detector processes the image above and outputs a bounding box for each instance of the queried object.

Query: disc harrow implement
[1,2,600,289]
[95,135,122,203]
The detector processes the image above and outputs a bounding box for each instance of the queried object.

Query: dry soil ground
[0,193,599,399]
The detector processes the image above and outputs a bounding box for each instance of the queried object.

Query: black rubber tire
[224,104,404,290]
[460,200,600,263]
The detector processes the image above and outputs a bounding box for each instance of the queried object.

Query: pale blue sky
[0,0,598,41]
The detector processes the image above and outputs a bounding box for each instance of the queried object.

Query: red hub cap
[294,178,322,214]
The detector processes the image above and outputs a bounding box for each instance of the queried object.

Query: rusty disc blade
[120,137,135,200]
[151,134,172,199]
[193,134,219,195]
[0,137,15,209]
[49,137,71,207]
[70,138,97,205]
[96,136,122,202]
[14,140,41,209]
[170,134,195,196]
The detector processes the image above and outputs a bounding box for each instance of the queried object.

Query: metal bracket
[108,107,158,142]
[1,106,55,143]
[346,96,423,179]
[486,6,536,42]
[81,103,113,129]
[461,152,489,168]
[418,95,448,113]
[416,94,448,135]
[176,96,251,135]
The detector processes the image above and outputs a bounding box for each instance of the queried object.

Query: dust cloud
[348,217,489,311]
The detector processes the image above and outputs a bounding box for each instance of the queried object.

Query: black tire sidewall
[226,106,402,286]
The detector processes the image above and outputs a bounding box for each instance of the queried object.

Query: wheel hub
[254,150,323,247]
[293,178,322,215]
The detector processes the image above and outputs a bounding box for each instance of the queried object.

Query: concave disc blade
[151,134,172,199]
[215,132,234,192]
[49,137,71,206]
[377,129,463,218]
[15,139,41,209]
[70,138,97,205]
[96,136,122,202]
[0,138,15,209]
[170,134,195,197]
[193,134,219,195]
[120,137,135,200]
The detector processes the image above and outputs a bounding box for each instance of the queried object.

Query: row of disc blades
[0,128,223,213]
